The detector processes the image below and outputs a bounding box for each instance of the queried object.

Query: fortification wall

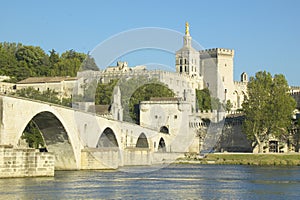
[78,69,203,110]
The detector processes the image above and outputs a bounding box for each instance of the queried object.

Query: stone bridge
[0,95,186,170]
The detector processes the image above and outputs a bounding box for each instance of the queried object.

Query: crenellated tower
[199,48,235,102]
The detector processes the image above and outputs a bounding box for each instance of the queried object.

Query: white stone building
[16,77,77,99]
[175,22,248,110]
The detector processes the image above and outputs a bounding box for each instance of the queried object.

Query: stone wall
[81,148,119,170]
[0,146,54,178]
[215,116,252,152]
[123,148,150,166]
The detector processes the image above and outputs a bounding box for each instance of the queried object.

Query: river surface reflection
[0,164,300,199]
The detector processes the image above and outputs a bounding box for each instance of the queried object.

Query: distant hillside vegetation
[0,42,98,82]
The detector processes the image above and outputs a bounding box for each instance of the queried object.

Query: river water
[1,164,300,199]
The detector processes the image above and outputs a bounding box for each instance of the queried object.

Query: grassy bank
[176,153,300,166]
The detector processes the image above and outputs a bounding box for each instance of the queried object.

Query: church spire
[175,22,199,77]
[185,21,190,36]
[184,22,191,47]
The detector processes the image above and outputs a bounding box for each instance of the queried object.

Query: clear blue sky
[1,0,300,85]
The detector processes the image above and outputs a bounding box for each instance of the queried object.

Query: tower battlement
[199,48,234,58]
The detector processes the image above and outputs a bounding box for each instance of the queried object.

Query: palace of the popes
[0,23,300,177]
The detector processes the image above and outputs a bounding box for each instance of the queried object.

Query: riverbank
[175,153,300,166]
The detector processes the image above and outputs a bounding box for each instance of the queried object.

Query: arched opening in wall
[19,111,76,170]
[269,141,278,153]
[180,66,182,73]
[241,72,248,82]
[241,91,246,107]
[237,95,241,108]
[233,91,238,109]
[160,126,169,134]
[136,133,149,148]
[97,127,119,148]
[158,137,166,152]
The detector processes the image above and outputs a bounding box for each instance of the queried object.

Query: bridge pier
[81,148,120,170]
[0,145,54,178]
[123,148,151,166]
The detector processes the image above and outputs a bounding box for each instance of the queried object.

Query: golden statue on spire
[185,21,190,36]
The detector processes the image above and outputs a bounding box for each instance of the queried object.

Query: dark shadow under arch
[136,133,149,148]
[97,127,119,148]
[20,111,76,170]
[160,126,169,134]
[158,137,166,152]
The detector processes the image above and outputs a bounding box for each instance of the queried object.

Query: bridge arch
[136,133,149,148]
[158,137,166,152]
[97,127,119,148]
[19,111,77,170]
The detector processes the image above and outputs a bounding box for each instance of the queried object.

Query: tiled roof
[18,77,77,84]
[149,97,180,101]
[88,105,111,115]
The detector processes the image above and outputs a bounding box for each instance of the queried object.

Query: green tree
[15,45,50,77]
[95,79,118,104]
[55,50,86,76]
[15,87,62,105]
[0,42,97,81]
[290,118,300,152]
[196,88,211,111]
[196,88,223,111]
[0,43,19,80]
[21,120,45,149]
[48,49,60,76]
[242,71,296,153]
[224,100,233,112]
[49,49,60,64]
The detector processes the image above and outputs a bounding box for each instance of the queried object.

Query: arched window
[160,126,169,134]
[158,138,166,152]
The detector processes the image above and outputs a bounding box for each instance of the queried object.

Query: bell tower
[176,22,200,77]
